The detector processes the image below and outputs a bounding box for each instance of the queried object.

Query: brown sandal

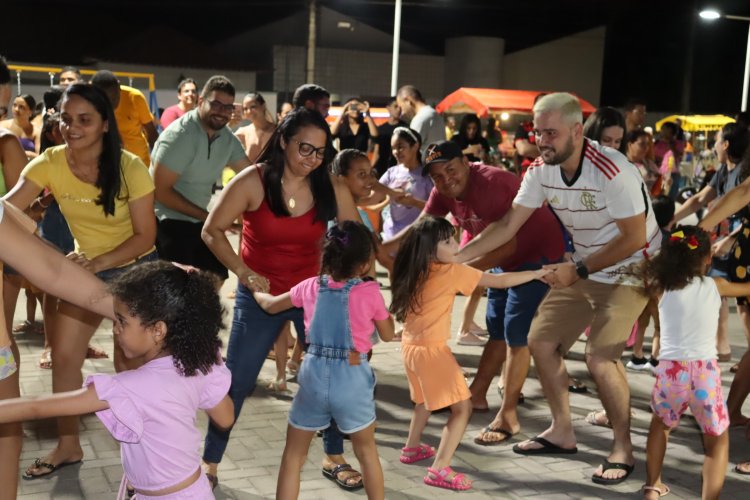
[86,345,109,359]
[39,349,52,370]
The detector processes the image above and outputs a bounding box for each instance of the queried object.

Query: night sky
[3,0,749,113]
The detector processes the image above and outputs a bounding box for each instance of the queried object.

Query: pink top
[160,105,186,129]
[85,356,230,491]
[290,276,390,353]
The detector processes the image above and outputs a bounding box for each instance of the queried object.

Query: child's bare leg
[0,343,22,500]
[701,431,728,500]
[633,306,650,359]
[717,299,731,358]
[350,423,384,500]
[650,301,661,359]
[458,287,485,335]
[273,322,291,386]
[432,399,471,470]
[276,425,315,500]
[643,415,670,499]
[2,274,21,333]
[405,403,431,449]
[24,287,36,325]
[727,349,750,425]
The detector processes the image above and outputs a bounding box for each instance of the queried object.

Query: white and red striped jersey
[515,139,661,285]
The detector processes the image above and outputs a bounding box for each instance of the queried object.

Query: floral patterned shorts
[651,359,728,436]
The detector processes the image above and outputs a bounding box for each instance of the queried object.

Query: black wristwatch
[575,260,589,280]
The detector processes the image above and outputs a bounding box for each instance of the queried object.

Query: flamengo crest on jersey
[517,139,661,285]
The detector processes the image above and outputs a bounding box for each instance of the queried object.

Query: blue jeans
[202,284,346,463]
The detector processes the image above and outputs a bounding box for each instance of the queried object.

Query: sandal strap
[330,463,354,478]
[401,444,431,453]
[31,458,56,471]
[428,466,455,479]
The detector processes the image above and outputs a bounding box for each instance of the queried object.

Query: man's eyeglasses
[293,139,326,160]
[206,99,235,113]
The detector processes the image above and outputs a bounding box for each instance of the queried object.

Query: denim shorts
[486,262,551,347]
[289,348,377,434]
[95,251,158,282]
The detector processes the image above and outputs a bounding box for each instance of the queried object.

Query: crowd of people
[0,53,749,500]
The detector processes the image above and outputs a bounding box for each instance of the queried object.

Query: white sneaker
[626,356,652,372]
[457,331,487,346]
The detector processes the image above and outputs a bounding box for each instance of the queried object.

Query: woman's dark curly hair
[321,221,375,282]
[643,225,711,294]
[390,216,455,322]
[108,261,224,377]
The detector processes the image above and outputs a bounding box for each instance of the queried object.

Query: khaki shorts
[529,279,648,361]
[402,343,470,411]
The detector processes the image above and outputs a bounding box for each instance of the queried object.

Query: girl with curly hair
[641,225,750,499]
[0,261,234,499]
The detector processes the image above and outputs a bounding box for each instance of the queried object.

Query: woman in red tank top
[201,108,363,490]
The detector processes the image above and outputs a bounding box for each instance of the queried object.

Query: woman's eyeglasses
[293,139,326,160]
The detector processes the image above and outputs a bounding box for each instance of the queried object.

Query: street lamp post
[700,9,750,111]
[390,0,402,96]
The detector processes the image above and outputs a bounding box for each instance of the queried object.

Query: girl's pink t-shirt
[290,277,390,353]
[84,356,230,491]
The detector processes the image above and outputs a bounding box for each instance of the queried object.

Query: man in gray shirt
[151,75,250,280]
[397,85,446,154]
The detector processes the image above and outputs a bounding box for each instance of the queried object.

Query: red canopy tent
[436,88,597,118]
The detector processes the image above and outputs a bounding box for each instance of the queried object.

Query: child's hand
[533,268,552,281]
[712,235,736,258]
[238,268,270,293]
[252,291,273,310]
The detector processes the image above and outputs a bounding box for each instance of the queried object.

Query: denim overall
[289,276,377,434]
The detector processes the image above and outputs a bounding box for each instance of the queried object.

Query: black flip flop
[512,436,578,455]
[474,426,514,446]
[591,459,635,485]
[322,463,364,491]
[22,458,83,480]
[568,378,588,393]
[735,463,750,475]
[498,387,525,404]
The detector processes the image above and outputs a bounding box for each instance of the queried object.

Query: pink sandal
[399,444,435,464]
[423,466,472,491]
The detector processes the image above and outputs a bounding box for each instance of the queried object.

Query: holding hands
[237,267,270,293]
[541,261,578,288]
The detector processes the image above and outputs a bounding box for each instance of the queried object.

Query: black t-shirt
[374,119,407,176]
[335,119,371,153]
[450,134,489,162]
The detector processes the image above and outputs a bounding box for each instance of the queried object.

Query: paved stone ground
[10,262,750,499]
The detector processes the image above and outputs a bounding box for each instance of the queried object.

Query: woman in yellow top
[2,83,156,479]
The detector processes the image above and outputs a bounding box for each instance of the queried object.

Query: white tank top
[658,276,721,361]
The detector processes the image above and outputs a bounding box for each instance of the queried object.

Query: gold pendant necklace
[282,179,305,210]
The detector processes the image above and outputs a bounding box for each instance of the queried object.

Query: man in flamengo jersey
[457,92,661,487]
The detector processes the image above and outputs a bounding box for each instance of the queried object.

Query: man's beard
[541,135,575,165]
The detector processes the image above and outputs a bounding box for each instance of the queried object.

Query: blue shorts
[486,262,551,347]
[95,251,158,282]
[289,349,377,434]
[40,201,74,254]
